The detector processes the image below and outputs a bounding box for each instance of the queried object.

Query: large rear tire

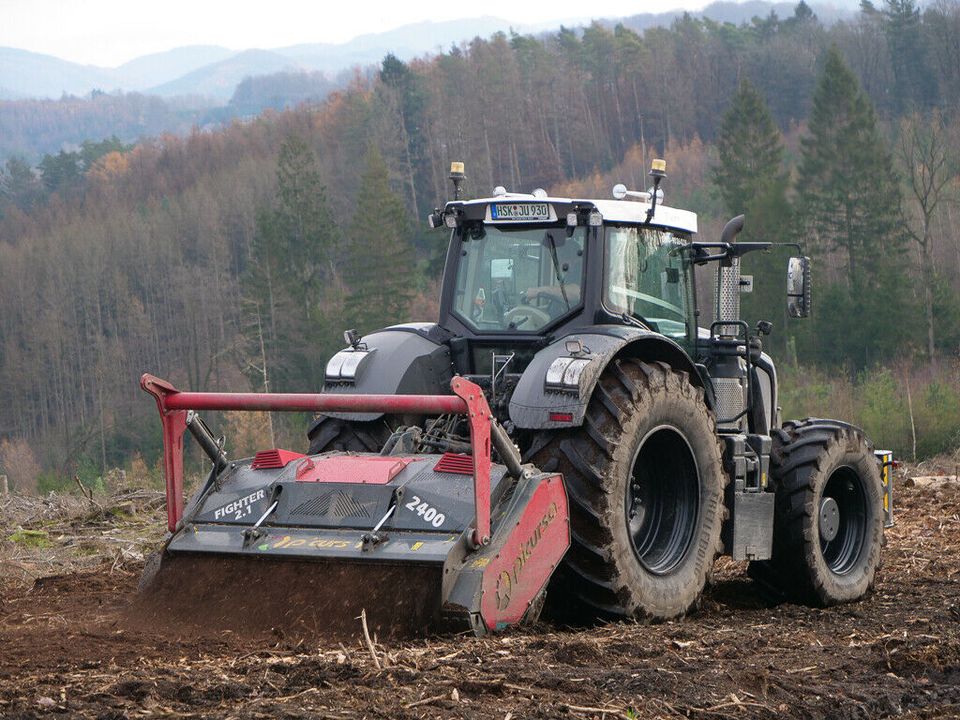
[749,420,883,605]
[527,359,726,621]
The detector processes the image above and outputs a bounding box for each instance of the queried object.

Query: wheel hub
[819,496,840,542]
[626,426,700,575]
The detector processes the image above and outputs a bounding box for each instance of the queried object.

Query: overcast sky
[0,0,706,67]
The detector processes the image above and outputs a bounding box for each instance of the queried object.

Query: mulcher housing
[142,374,569,634]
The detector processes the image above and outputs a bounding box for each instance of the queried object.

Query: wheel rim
[625,426,700,575]
[820,466,868,575]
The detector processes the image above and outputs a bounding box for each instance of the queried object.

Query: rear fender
[508,325,702,430]
[319,323,453,422]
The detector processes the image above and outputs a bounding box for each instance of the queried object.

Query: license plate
[491,203,550,221]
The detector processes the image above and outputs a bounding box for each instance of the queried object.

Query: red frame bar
[141,374,493,546]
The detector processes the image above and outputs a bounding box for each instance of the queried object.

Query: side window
[604,226,692,343]
[606,227,642,315]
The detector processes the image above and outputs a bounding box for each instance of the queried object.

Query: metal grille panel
[291,490,370,518]
[291,491,333,516]
[714,378,745,422]
[331,491,369,518]
[716,257,741,324]
[434,452,474,475]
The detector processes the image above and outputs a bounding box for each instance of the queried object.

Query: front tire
[306,416,394,454]
[749,420,884,605]
[527,359,727,621]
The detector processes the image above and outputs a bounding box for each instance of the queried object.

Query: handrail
[141,374,493,547]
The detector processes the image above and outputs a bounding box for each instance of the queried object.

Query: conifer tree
[798,48,905,277]
[796,47,914,366]
[712,79,793,353]
[883,0,937,111]
[711,79,785,216]
[242,135,337,391]
[343,147,416,334]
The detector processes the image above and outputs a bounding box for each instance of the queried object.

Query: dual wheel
[749,420,884,605]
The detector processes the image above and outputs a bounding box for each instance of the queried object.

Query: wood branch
[359,609,381,671]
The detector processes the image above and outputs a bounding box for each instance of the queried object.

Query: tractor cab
[431,171,702,380]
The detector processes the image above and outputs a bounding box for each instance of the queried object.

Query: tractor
[140,160,894,635]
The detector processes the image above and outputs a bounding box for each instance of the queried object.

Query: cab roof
[445,194,698,235]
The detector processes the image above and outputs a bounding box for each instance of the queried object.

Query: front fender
[508,325,702,430]
[320,323,453,422]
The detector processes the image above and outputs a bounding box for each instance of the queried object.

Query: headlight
[545,357,591,393]
[325,349,373,383]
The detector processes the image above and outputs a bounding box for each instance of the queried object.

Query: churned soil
[1,476,958,719]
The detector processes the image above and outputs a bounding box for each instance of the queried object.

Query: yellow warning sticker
[411,541,424,551]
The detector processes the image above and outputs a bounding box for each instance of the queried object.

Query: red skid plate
[295,456,415,484]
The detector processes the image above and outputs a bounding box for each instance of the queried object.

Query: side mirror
[787,256,812,318]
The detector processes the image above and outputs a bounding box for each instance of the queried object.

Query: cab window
[604,226,693,343]
[452,224,586,332]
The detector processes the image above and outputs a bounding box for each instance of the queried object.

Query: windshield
[452,224,586,332]
[604,226,693,342]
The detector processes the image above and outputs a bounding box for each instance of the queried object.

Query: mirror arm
[685,241,773,265]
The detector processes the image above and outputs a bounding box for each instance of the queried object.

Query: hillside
[114,45,236,89]
[147,48,297,100]
[0,0,868,161]
[0,47,117,98]
[0,0,958,486]
[0,16,528,101]
[0,1,858,103]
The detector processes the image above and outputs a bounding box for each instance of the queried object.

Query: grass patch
[7,529,52,548]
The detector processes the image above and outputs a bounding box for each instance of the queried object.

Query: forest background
[1,0,959,492]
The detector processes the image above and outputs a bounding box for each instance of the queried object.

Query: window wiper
[545,232,571,311]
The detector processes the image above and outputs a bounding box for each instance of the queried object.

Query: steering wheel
[503,304,552,329]
[523,289,571,315]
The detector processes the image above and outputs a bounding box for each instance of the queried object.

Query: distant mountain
[275,17,519,72]
[114,46,235,89]
[0,47,117,98]
[0,16,524,102]
[617,0,852,32]
[148,49,297,100]
[0,2,857,103]
[0,44,240,99]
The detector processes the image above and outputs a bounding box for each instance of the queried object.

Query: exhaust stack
[713,215,747,431]
[716,215,745,329]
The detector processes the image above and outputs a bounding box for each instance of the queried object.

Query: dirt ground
[1,471,959,719]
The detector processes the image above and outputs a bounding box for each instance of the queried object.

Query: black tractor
[310,160,894,621]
